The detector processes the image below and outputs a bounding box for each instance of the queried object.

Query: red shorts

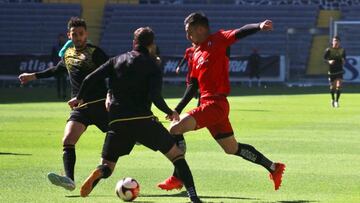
[187,96,234,139]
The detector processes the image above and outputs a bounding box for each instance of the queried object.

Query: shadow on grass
[65,194,155,202]
[0,152,32,156]
[141,191,259,202]
[255,200,318,203]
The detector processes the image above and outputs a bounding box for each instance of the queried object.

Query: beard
[74,40,86,50]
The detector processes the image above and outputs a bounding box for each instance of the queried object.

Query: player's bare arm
[18,73,37,84]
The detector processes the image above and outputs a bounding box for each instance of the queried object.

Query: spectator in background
[51,33,67,99]
[247,48,261,88]
[324,36,346,108]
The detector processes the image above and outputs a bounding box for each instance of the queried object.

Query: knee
[166,145,184,161]
[169,124,182,135]
[62,136,74,146]
[62,133,78,145]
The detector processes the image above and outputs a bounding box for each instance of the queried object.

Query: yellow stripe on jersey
[74,98,106,110]
[109,115,155,125]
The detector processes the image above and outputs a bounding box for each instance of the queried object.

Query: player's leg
[80,159,115,197]
[164,145,201,203]
[158,113,197,190]
[214,127,285,190]
[159,99,226,191]
[143,119,201,203]
[256,74,261,87]
[63,121,86,180]
[329,78,336,107]
[334,78,342,107]
[248,75,253,87]
[216,135,276,172]
[169,113,197,135]
[80,126,135,197]
[47,120,86,191]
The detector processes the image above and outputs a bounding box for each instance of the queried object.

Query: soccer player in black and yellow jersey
[18,17,109,191]
[324,36,346,108]
[68,27,202,203]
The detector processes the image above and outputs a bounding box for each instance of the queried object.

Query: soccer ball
[115,177,140,201]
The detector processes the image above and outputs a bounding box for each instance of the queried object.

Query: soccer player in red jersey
[158,12,285,191]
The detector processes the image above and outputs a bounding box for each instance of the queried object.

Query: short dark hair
[67,17,87,31]
[333,35,341,41]
[133,27,154,47]
[184,12,209,28]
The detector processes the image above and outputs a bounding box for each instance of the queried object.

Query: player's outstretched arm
[235,20,273,40]
[18,60,66,84]
[18,73,37,84]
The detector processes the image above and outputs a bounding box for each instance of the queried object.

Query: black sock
[235,143,274,173]
[173,158,199,202]
[330,90,335,101]
[90,165,112,189]
[172,168,179,178]
[336,89,341,102]
[172,134,186,178]
[63,145,76,181]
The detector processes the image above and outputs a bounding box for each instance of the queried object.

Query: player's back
[109,49,161,119]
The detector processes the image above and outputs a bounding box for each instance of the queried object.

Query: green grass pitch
[0,85,359,203]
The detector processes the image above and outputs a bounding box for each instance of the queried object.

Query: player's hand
[175,66,180,74]
[329,60,335,65]
[68,97,83,110]
[18,73,36,84]
[166,111,180,121]
[105,92,112,112]
[260,20,273,31]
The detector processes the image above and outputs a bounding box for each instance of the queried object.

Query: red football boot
[269,162,286,190]
[157,176,183,191]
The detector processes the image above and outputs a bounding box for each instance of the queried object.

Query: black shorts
[328,73,343,82]
[102,117,175,162]
[67,100,108,132]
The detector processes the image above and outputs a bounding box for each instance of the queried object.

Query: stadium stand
[0,3,81,54]
[100,4,318,73]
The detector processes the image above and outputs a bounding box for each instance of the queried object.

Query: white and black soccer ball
[115,177,140,201]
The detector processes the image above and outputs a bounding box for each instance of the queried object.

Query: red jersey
[190,30,237,98]
[184,46,195,85]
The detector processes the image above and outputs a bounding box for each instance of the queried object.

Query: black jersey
[324,47,346,75]
[77,46,173,121]
[35,44,108,102]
